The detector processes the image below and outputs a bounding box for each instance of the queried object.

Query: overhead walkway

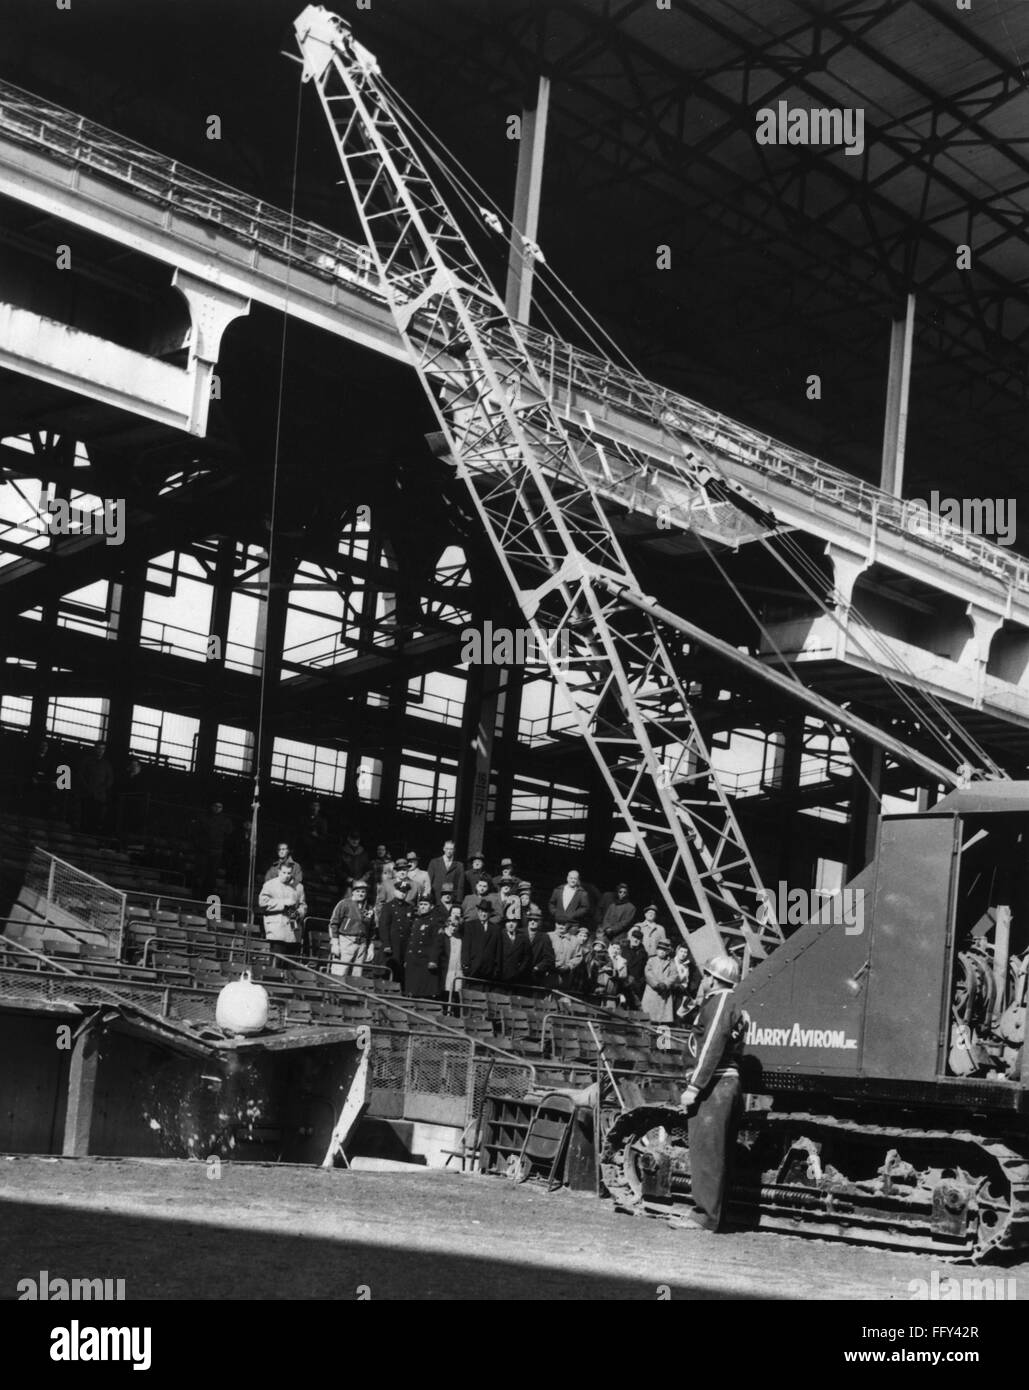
[1,80,1027,736]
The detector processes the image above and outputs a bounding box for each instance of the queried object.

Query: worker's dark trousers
[688,1071,742,1231]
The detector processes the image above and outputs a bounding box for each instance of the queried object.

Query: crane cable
[378,74,637,371]
[242,72,305,962]
[378,93,900,801]
[776,530,1002,774]
[374,68,1002,784]
[682,526,883,807]
[765,525,1003,775]
[672,427,999,778]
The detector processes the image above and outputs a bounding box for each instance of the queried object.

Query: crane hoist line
[290,5,981,975]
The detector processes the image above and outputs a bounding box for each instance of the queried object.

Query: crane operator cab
[940,796,1029,1083]
[603,783,1029,1259]
[735,780,1029,1093]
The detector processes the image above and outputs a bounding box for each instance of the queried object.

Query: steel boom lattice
[293,5,784,966]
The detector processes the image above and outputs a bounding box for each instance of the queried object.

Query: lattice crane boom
[293,4,791,966]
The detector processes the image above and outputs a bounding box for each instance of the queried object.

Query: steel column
[251,547,293,787]
[62,1018,100,1157]
[880,293,915,498]
[105,563,148,770]
[453,658,502,857]
[847,741,884,879]
[194,536,238,784]
[505,75,551,324]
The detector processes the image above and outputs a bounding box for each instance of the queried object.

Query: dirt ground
[1,1154,1026,1301]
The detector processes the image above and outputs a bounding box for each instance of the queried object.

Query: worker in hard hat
[678,952,748,1232]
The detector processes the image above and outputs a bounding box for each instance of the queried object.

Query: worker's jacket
[689,988,748,1093]
[551,931,580,973]
[640,921,670,956]
[329,898,375,940]
[597,897,636,939]
[258,879,307,944]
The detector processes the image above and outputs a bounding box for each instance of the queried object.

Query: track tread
[600,1105,1029,1261]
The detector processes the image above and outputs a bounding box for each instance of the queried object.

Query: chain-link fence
[471,1056,537,1118]
[370,1028,535,1129]
[0,963,164,1014]
[21,847,126,956]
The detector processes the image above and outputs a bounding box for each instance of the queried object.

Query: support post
[377,685,404,821]
[454,660,502,858]
[106,562,148,770]
[774,715,805,884]
[25,441,75,747]
[194,536,237,784]
[490,666,524,843]
[26,597,59,745]
[251,547,293,788]
[847,742,884,879]
[880,293,915,498]
[505,75,551,324]
[62,1018,100,1157]
[584,760,616,867]
[170,269,250,437]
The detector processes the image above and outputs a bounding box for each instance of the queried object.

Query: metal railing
[513,317,1029,593]
[0,80,379,299]
[139,615,257,671]
[3,77,1025,599]
[21,846,126,956]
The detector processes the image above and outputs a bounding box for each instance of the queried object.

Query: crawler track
[600,1105,1029,1262]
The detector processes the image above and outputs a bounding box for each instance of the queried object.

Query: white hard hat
[703,953,740,987]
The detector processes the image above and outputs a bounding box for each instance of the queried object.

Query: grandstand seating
[0,806,698,1089]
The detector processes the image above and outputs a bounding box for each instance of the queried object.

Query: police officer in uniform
[378,866,415,987]
[405,897,446,999]
[679,952,747,1232]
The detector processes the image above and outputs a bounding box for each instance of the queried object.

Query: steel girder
[294,6,785,967]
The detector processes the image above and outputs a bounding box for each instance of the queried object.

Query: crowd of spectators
[14,750,699,1026]
[243,806,699,1023]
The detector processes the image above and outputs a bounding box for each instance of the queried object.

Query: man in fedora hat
[642,937,680,1022]
[526,906,557,990]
